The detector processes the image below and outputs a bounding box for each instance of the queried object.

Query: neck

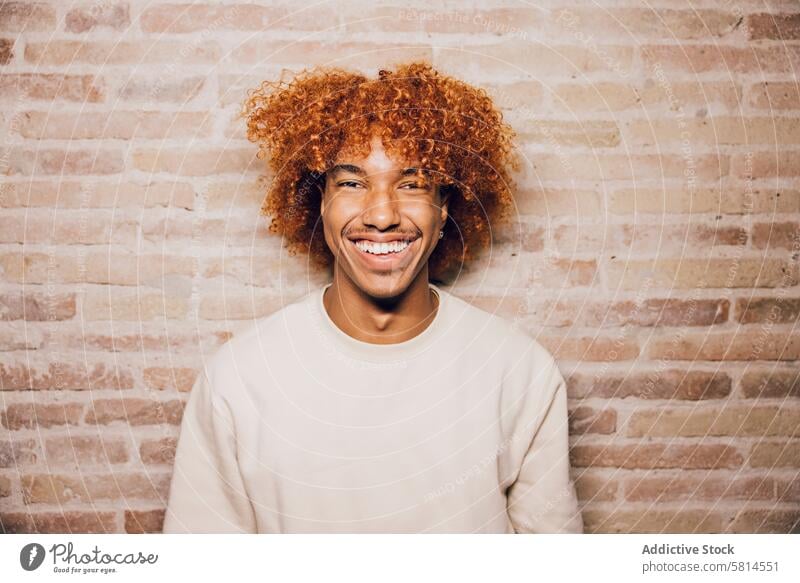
[323,266,439,345]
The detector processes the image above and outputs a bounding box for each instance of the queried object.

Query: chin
[354,274,413,299]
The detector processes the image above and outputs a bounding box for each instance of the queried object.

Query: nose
[361,184,401,230]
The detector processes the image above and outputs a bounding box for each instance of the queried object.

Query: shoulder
[440,287,558,369]
[201,288,315,393]
[440,288,564,407]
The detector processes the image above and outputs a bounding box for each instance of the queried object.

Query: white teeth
[354,239,412,255]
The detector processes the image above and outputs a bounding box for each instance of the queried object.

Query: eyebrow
[329,164,427,178]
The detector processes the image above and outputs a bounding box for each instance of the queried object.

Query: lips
[347,236,419,271]
[346,234,416,243]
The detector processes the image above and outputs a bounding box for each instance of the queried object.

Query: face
[320,134,449,299]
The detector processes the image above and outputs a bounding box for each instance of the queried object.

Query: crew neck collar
[308,282,448,363]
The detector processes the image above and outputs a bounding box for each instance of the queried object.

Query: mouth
[347,237,420,271]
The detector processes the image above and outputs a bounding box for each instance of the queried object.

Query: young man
[162,62,583,534]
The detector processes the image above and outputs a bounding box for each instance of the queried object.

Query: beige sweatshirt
[162,283,583,533]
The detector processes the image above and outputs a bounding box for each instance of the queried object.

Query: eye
[337,181,363,189]
[401,182,429,190]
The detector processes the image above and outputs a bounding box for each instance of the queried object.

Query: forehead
[333,134,420,172]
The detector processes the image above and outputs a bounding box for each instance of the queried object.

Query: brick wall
[1,1,798,534]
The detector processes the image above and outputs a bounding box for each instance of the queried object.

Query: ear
[318,178,327,216]
[438,185,450,225]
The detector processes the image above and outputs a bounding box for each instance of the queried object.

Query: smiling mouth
[353,239,415,255]
[348,237,419,269]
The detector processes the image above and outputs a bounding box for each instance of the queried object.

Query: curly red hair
[241,61,520,282]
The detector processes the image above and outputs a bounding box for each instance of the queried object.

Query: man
[162,62,583,534]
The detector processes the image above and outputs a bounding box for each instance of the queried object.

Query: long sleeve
[505,367,584,534]
[162,368,257,533]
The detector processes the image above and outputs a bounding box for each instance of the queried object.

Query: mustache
[344,229,421,238]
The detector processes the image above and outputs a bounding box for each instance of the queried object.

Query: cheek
[406,203,442,230]
[321,198,357,239]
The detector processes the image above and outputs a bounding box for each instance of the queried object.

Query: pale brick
[143,367,197,392]
[642,44,800,74]
[0,362,133,391]
[741,370,800,399]
[573,472,618,502]
[570,443,743,469]
[199,293,288,320]
[197,217,271,245]
[647,332,800,361]
[514,188,600,216]
[201,254,296,287]
[0,74,103,102]
[124,509,165,533]
[606,258,797,289]
[554,81,741,113]
[626,406,800,438]
[484,81,544,112]
[538,336,639,362]
[436,44,633,77]
[553,82,641,112]
[66,328,229,354]
[0,214,136,245]
[526,153,727,182]
[22,472,170,504]
[9,149,123,175]
[747,13,800,40]
[0,38,13,64]
[65,3,130,33]
[736,297,800,324]
[204,181,263,210]
[777,478,800,503]
[140,4,289,33]
[0,2,55,32]
[728,509,800,533]
[0,475,11,497]
[732,151,800,178]
[139,437,177,465]
[529,258,597,288]
[132,148,259,176]
[567,370,731,400]
[25,40,221,65]
[517,120,620,148]
[552,223,745,254]
[568,405,616,435]
[639,80,742,111]
[0,251,197,285]
[18,111,213,140]
[748,441,800,468]
[117,75,205,103]
[747,82,800,109]
[0,439,38,467]
[624,117,800,146]
[44,435,129,467]
[2,403,84,430]
[82,291,190,321]
[230,40,432,69]
[583,509,723,534]
[0,180,194,210]
[0,292,76,320]
[553,8,742,40]
[625,475,775,502]
[466,294,525,321]
[345,7,541,35]
[0,511,116,533]
[85,399,185,426]
[607,187,800,215]
[752,221,800,250]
